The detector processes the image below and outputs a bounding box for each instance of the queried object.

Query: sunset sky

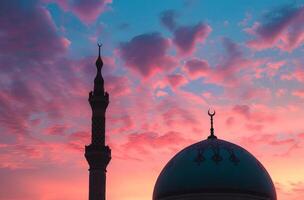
[1,0,304,199]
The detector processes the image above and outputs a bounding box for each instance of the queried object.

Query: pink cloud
[105,75,132,97]
[45,125,68,136]
[161,105,198,128]
[155,90,168,97]
[276,89,287,97]
[233,105,251,118]
[0,143,53,169]
[173,22,212,55]
[194,38,271,101]
[245,123,264,132]
[0,79,48,138]
[119,33,177,78]
[183,58,210,79]
[253,60,286,78]
[67,131,90,152]
[283,67,304,83]
[214,42,242,83]
[294,68,304,82]
[298,133,304,139]
[208,38,259,86]
[232,104,275,123]
[151,74,188,91]
[246,5,304,51]
[269,138,296,146]
[0,53,99,148]
[238,133,300,159]
[292,89,304,99]
[289,182,304,200]
[108,114,135,134]
[166,74,188,89]
[238,133,300,158]
[180,38,250,88]
[121,131,193,155]
[225,116,235,126]
[267,60,286,70]
[238,86,271,101]
[50,0,112,24]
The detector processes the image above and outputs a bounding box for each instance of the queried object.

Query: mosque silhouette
[84,45,277,200]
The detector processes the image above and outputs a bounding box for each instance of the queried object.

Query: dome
[153,138,277,200]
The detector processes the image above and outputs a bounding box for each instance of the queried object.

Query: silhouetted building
[85,44,111,200]
[84,46,276,200]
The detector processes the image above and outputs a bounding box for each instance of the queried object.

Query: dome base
[158,192,271,200]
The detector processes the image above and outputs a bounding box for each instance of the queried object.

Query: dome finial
[207,109,217,139]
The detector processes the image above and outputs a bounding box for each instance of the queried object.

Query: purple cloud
[51,0,112,24]
[233,105,251,119]
[184,58,210,79]
[166,74,187,89]
[160,9,178,31]
[173,22,211,55]
[209,38,264,87]
[159,10,211,55]
[119,32,176,77]
[246,5,304,51]
[0,0,69,64]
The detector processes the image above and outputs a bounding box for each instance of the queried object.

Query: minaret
[85,44,111,200]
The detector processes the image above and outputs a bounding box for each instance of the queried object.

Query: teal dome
[153,138,276,200]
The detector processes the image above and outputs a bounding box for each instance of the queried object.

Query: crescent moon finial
[97,43,102,57]
[208,109,215,117]
[207,108,217,139]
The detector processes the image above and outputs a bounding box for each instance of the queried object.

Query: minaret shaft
[89,170,106,200]
[91,114,106,145]
[85,44,111,200]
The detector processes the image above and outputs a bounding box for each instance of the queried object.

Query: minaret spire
[85,44,111,200]
[96,43,103,68]
[98,43,102,55]
[207,109,217,139]
[94,43,105,96]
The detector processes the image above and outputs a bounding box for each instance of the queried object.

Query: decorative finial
[93,43,105,95]
[207,109,217,139]
[97,43,102,57]
[96,43,103,69]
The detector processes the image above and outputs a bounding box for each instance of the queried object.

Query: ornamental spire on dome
[207,109,217,139]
